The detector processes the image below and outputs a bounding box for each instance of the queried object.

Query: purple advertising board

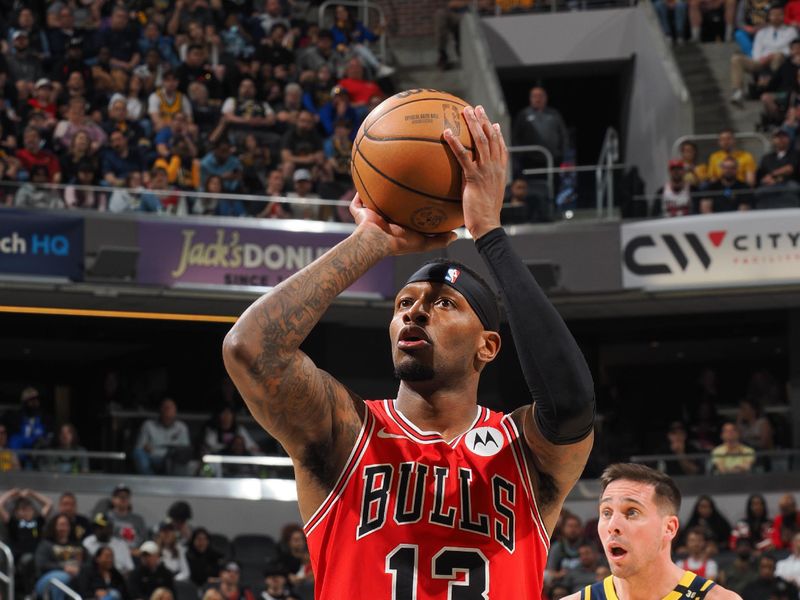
[0,209,83,280]
[137,220,395,297]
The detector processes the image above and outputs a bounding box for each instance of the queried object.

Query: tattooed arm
[222,196,455,520]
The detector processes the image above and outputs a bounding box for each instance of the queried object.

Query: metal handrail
[47,577,82,600]
[630,449,800,463]
[10,449,126,460]
[0,540,14,600]
[317,0,388,64]
[202,454,293,467]
[671,132,770,158]
[596,127,619,218]
[510,144,555,198]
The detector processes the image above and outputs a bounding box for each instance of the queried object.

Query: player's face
[598,480,678,580]
[390,281,489,383]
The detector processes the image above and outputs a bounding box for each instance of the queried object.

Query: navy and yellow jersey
[583,571,716,599]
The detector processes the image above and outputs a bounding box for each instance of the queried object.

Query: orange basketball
[351,89,474,234]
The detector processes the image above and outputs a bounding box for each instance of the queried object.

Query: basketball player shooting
[564,464,741,600]
[223,105,595,598]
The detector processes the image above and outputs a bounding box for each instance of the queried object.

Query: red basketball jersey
[304,399,549,599]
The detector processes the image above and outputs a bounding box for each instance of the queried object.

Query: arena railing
[476,0,637,16]
[47,576,81,600]
[10,449,127,474]
[317,0,388,64]
[632,183,800,217]
[629,448,800,474]
[671,132,771,160]
[0,540,14,600]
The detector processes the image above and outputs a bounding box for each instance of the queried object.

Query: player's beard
[394,359,435,381]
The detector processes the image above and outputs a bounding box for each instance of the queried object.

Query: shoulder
[562,592,584,600]
[706,584,743,599]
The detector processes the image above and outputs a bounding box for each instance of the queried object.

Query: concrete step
[672,42,734,134]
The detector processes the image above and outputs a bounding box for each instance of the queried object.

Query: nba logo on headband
[445,268,461,284]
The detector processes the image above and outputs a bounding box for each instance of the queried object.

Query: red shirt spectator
[772,494,800,549]
[337,57,382,106]
[786,0,800,26]
[16,126,61,182]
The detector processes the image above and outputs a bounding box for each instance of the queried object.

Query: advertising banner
[0,209,83,280]
[137,220,395,297]
[621,209,800,290]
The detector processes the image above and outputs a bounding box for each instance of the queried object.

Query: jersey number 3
[386,544,489,599]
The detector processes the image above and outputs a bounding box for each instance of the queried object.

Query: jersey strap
[585,572,716,600]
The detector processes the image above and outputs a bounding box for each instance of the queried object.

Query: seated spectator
[657,421,704,475]
[55,492,92,541]
[676,526,719,579]
[208,562,255,600]
[94,6,141,75]
[16,126,61,183]
[319,85,359,137]
[129,541,175,600]
[186,528,222,588]
[255,0,291,40]
[220,14,254,60]
[52,36,93,92]
[772,494,800,549]
[774,532,800,587]
[280,109,325,181]
[140,166,183,214]
[275,82,305,129]
[64,160,106,210]
[434,0,468,69]
[103,95,147,150]
[330,5,393,78]
[154,137,200,192]
[654,0,688,44]
[187,82,220,144]
[257,169,292,219]
[166,501,193,546]
[60,130,98,185]
[53,97,108,153]
[218,77,276,147]
[82,512,134,575]
[139,21,179,68]
[255,23,295,70]
[337,57,383,108]
[734,0,773,57]
[108,171,144,213]
[287,169,325,221]
[276,526,312,591]
[297,30,343,76]
[133,397,191,476]
[718,538,758,594]
[655,160,695,217]
[240,134,276,198]
[108,484,147,552]
[681,495,732,552]
[760,39,800,124]
[0,423,20,471]
[155,521,190,582]
[7,386,52,452]
[731,6,795,105]
[7,30,45,96]
[37,423,89,473]
[736,397,775,451]
[14,165,65,208]
[260,562,291,600]
[698,157,754,213]
[134,50,166,99]
[711,421,756,474]
[34,513,83,600]
[220,435,261,478]
[200,140,243,194]
[10,7,50,63]
[22,78,57,132]
[176,44,223,100]
[755,126,800,206]
[178,20,221,68]
[101,131,145,188]
[192,173,223,216]
[545,513,584,588]
[707,129,757,185]
[154,112,198,162]
[678,140,708,186]
[148,70,194,134]
[77,546,130,600]
[202,406,260,456]
[500,177,530,224]
[730,493,774,551]
[741,554,799,600]
[0,488,52,560]
[561,542,604,593]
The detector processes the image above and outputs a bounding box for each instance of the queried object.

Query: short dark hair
[600,463,682,515]
[187,43,204,54]
[686,525,709,541]
[679,140,697,151]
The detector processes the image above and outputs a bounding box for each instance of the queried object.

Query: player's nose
[403,299,430,324]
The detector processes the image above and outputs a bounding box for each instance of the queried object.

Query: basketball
[350,89,474,234]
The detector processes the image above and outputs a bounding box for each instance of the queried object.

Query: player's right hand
[349,193,457,256]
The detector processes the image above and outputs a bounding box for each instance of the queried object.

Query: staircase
[388,35,467,98]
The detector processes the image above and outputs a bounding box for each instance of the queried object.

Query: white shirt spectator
[221,97,275,118]
[83,535,135,574]
[776,554,800,586]
[135,418,190,460]
[161,544,191,581]
[753,25,798,60]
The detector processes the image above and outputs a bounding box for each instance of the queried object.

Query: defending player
[564,463,741,600]
[223,105,595,597]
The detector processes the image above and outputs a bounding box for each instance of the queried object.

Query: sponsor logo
[0,231,70,256]
[376,428,407,440]
[465,427,504,457]
[445,267,460,284]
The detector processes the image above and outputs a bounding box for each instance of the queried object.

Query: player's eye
[600,509,611,518]
[397,298,414,308]
[436,297,453,308]
[626,509,638,518]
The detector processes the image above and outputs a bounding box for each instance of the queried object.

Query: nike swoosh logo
[377,428,408,440]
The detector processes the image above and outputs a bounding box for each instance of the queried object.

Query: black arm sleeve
[475,227,595,445]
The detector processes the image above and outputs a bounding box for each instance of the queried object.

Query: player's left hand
[443,105,508,240]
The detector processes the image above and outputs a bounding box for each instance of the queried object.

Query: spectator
[689,0,736,42]
[657,421,704,475]
[77,546,130,600]
[698,157,754,213]
[260,562,291,600]
[22,78,57,132]
[192,173,223,215]
[187,81,220,143]
[154,137,200,192]
[772,494,800,549]
[14,165,65,208]
[133,397,191,475]
[280,109,324,181]
[7,30,45,93]
[166,501,193,546]
[256,0,291,40]
[55,492,92,541]
[276,526,312,592]
[34,513,83,600]
[94,6,141,74]
[654,0,688,44]
[319,85,359,138]
[154,111,197,162]
[176,43,222,100]
[719,538,759,594]
[128,541,175,600]
[148,70,193,133]
[323,117,354,198]
[275,82,304,129]
[0,423,20,471]
[200,140,243,195]
[211,562,255,600]
[139,22,179,69]
[103,94,146,149]
[82,512,135,575]
[655,160,695,217]
[220,14,254,60]
[7,386,52,452]
[776,531,800,586]
[101,130,145,188]
[240,133,276,197]
[734,0,773,56]
[64,160,106,210]
[0,488,52,559]
[731,493,774,551]
[10,7,50,62]
[678,140,708,186]
[178,20,221,68]
[737,397,775,451]
[257,169,292,219]
[108,171,144,213]
[434,0,468,69]
[202,406,260,456]
[561,542,603,593]
[156,521,190,581]
[134,50,166,98]
[755,126,800,206]
[220,435,261,478]
[139,166,180,214]
[287,168,325,221]
[297,30,342,75]
[511,86,569,178]
[712,421,757,473]
[330,5,393,78]
[545,513,584,587]
[548,584,571,600]
[60,130,98,185]
[219,77,276,146]
[38,423,89,473]
[731,6,796,106]
[336,57,383,108]
[760,39,800,124]
[741,554,799,600]
[16,125,61,183]
[707,129,757,185]
[52,36,93,90]
[186,528,222,588]
[256,23,295,69]
[53,97,108,153]
[676,526,719,579]
[108,484,147,553]
[682,495,733,551]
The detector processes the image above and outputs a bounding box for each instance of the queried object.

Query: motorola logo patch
[465,427,504,457]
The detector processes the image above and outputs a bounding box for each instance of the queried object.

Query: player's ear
[477,330,501,364]
[664,514,680,541]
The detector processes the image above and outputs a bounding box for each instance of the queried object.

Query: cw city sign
[620,209,800,290]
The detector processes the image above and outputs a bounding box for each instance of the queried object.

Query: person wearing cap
[223,106,594,598]
[128,540,176,600]
[318,85,359,137]
[7,27,45,93]
[286,168,326,221]
[82,512,135,574]
[279,109,325,182]
[7,386,52,453]
[655,158,696,217]
[16,126,61,183]
[755,127,800,207]
[260,562,290,600]
[22,79,57,129]
[155,520,190,581]
[109,484,148,551]
[209,561,255,600]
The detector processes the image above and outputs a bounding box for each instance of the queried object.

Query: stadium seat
[174,579,199,600]
[232,534,279,589]
[209,533,232,560]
